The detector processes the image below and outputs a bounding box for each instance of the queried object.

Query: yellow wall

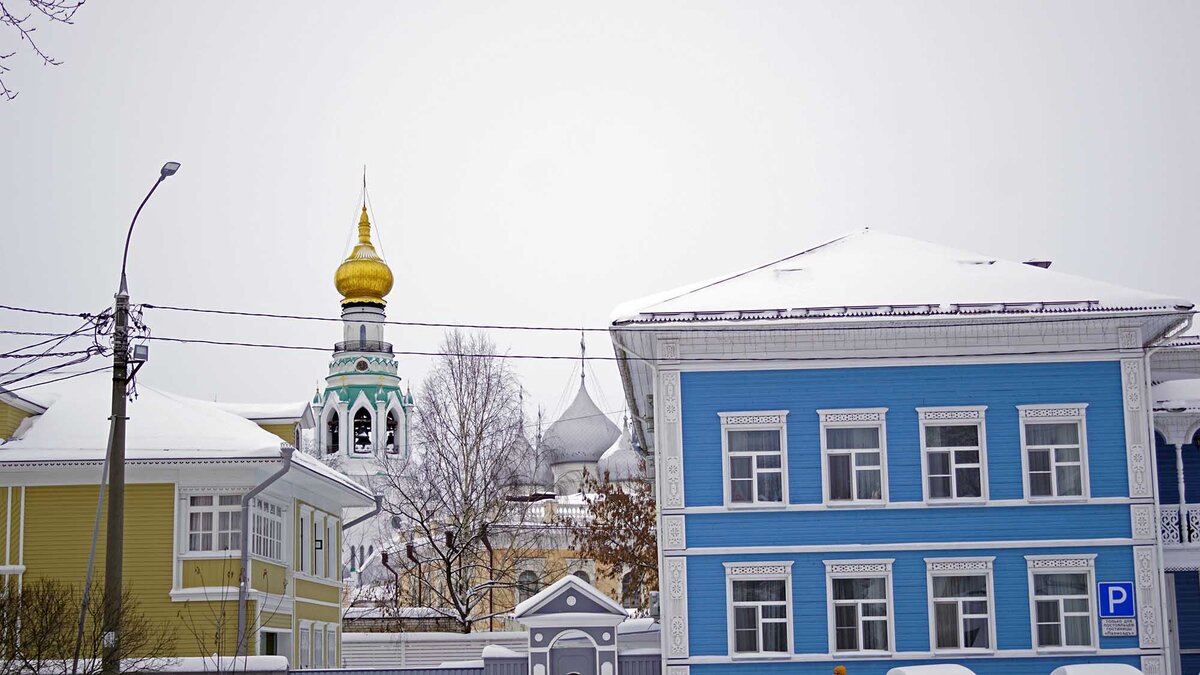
[0,401,33,440]
[258,423,297,445]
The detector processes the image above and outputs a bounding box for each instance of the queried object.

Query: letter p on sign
[1097,582,1136,618]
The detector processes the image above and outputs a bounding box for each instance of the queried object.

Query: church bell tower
[315,202,413,481]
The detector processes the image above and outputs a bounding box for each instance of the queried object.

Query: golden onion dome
[334,206,394,306]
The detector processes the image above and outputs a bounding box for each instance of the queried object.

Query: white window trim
[1018,404,1090,502]
[823,558,896,657]
[1025,554,1099,654]
[723,561,795,659]
[918,406,989,504]
[183,491,244,556]
[250,497,288,565]
[924,557,997,655]
[719,411,790,509]
[298,621,312,669]
[818,408,889,506]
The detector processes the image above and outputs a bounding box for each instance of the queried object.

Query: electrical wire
[0,303,94,319]
[0,365,110,393]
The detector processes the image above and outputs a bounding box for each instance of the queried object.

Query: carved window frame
[924,557,997,655]
[823,558,896,657]
[719,411,790,509]
[724,561,795,658]
[1025,554,1099,653]
[918,406,989,504]
[1018,404,1090,502]
[818,408,889,506]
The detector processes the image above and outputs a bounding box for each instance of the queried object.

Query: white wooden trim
[917,406,990,504]
[818,409,889,506]
[681,537,1135,556]
[719,411,789,508]
[924,556,997,656]
[823,558,895,657]
[1024,554,1100,654]
[674,495,1144,515]
[724,561,794,658]
[1017,404,1091,501]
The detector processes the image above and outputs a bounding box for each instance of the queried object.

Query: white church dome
[542,381,619,465]
[597,424,642,482]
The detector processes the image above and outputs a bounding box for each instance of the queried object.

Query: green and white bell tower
[315,204,413,481]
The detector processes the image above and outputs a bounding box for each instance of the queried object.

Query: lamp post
[100,161,180,675]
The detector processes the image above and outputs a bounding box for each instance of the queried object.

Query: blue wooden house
[610,230,1197,675]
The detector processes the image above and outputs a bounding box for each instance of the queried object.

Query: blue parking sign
[1097,582,1136,618]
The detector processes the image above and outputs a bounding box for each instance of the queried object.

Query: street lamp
[100,161,180,675]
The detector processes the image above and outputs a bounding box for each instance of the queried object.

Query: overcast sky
[2,1,1198,426]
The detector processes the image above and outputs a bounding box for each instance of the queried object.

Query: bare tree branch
[0,0,84,100]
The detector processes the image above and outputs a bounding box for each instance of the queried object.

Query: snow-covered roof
[541,381,620,465]
[512,572,627,618]
[612,229,1192,325]
[0,372,372,502]
[597,424,642,482]
[1154,379,1200,410]
[213,400,310,421]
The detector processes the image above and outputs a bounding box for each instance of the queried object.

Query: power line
[0,303,94,319]
[139,302,1196,335]
[0,366,110,394]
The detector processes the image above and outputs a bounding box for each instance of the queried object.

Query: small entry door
[550,647,596,675]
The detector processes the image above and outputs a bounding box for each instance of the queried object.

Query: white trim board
[679,537,1138,556]
[672,495,1142,515]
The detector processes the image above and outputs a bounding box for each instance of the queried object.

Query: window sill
[1025,496,1090,504]
[729,652,792,661]
[723,502,789,511]
[933,648,995,656]
[823,500,888,508]
[1034,646,1099,654]
[178,551,240,560]
[924,498,987,506]
[831,650,894,659]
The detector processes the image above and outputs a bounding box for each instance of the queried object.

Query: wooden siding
[259,423,297,445]
[0,402,32,440]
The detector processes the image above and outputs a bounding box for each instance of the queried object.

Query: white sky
[2,1,1198,426]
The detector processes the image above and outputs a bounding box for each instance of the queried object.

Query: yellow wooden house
[0,373,375,668]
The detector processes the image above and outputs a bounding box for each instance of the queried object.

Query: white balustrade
[1161,505,1200,547]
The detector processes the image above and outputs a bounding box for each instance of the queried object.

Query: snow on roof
[612,230,1192,324]
[0,372,372,501]
[512,572,627,618]
[1155,379,1200,410]
[213,400,310,421]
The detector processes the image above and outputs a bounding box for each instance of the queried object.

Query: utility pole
[99,162,179,675]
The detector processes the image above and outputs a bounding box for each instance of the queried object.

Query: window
[326,628,337,668]
[386,411,399,454]
[573,570,591,585]
[919,407,987,502]
[621,571,642,609]
[314,516,326,578]
[252,499,284,562]
[724,561,793,657]
[326,518,339,579]
[1027,556,1096,650]
[517,570,540,604]
[825,559,893,655]
[298,512,307,573]
[720,412,789,507]
[926,558,994,653]
[1019,405,1088,499]
[187,494,241,553]
[313,625,325,668]
[819,409,887,504]
[353,408,372,453]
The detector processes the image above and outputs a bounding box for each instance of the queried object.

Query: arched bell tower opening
[353,408,373,454]
[326,411,339,454]
[385,410,399,454]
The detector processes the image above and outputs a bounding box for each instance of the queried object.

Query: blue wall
[689,656,1141,675]
[685,547,1139,657]
[680,361,1127,507]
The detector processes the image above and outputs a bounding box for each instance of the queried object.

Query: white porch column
[1176,444,1188,544]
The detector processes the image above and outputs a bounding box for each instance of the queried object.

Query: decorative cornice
[725,561,794,577]
[925,557,994,573]
[1017,405,1087,419]
[1025,555,1095,569]
[719,411,788,426]
[823,559,893,575]
[817,408,887,424]
[917,406,986,422]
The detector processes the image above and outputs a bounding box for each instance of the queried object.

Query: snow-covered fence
[341,631,529,669]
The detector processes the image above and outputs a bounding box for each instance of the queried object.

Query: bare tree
[376,330,553,632]
[565,468,658,611]
[0,0,85,100]
[0,578,174,674]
